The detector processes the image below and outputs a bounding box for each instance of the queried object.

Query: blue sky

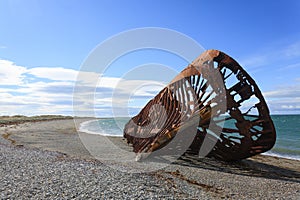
[0,0,300,116]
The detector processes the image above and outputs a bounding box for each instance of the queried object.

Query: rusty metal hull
[123,50,276,161]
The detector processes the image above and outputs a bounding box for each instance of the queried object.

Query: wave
[79,119,123,137]
[262,152,300,161]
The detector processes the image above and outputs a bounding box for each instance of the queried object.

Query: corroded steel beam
[123,50,276,161]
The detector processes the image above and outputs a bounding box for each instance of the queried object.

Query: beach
[0,118,299,199]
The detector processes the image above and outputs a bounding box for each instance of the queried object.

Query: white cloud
[264,84,300,99]
[97,76,121,88]
[263,83,300,114]
[0,59,27,85]
[0,59,166,116]
[27,67,79,81]
[0,60,80,115]
[27,67,102,85]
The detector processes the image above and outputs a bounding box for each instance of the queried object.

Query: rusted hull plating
[123,50,276,161]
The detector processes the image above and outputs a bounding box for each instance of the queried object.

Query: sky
[0,0,300,116]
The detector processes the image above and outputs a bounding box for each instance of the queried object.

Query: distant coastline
[0,115,74,127]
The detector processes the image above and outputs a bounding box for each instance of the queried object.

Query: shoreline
[1,118,299,199]
[79,118,300,162]
[262,152,300,161]
[1,117,299,170]
[2,117,300,170]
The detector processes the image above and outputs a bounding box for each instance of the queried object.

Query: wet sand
[1,118,299,199]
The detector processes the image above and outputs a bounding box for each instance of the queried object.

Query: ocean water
[264,115,300,160]
[79,118,130,137]
[79,115,300,160]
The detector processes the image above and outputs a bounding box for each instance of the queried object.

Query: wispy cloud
[239,41,300,70]
[266,97,300,114]
[278,62,300,71]
[239,54,270,69]
[282,41,300,58]
[264,84,300,99]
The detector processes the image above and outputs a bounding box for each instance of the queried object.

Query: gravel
[0,144,211,199]
[1,119,299,199]
[1,144,299,199]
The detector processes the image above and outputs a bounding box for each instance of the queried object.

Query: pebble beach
[0,118,299,199]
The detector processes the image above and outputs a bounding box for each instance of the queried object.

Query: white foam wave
[79,120,123,137]
[262,152,300,161]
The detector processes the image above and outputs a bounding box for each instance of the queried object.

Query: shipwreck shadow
[118,137,299,183]
[169,154,300,183]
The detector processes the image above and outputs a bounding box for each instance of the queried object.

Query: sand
[0,118,299,199]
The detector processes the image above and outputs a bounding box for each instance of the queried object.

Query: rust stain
[124,50,276,161]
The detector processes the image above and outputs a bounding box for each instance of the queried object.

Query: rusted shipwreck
[123,50,276,161]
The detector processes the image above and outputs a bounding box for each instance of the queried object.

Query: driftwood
[123,50,276,161]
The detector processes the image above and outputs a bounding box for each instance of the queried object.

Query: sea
[79,115,300,160]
